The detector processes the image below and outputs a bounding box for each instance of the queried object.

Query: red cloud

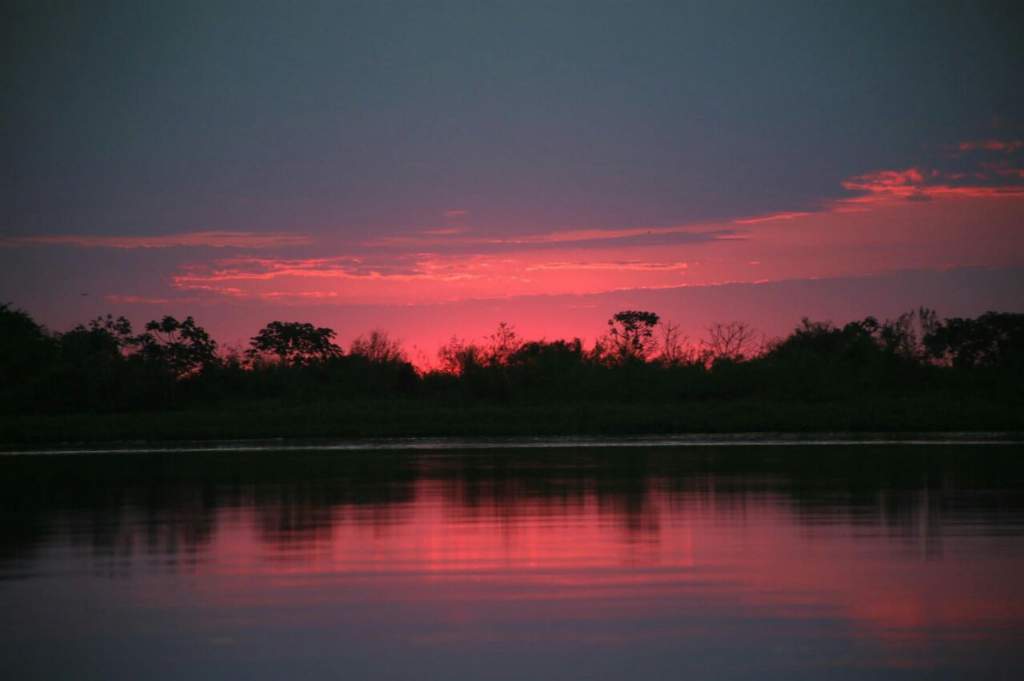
[365,225,737,253]
[841,166,1024,204]
[524,260,689,272]
[957,139,1024,153]
[733,211,813,225]
[104,294,199,305]
[170,255,482,297]
[841,168,931,197]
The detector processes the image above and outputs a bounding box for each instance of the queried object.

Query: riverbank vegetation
[1,304,1021,443]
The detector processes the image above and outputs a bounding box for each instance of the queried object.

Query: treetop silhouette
[1,305,1021,418]
[248,321,342,366]
[603,310,660,362]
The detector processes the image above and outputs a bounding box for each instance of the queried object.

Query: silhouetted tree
[766,318,881,362]
[0,303,54,391]
[924,311,1024,369]
[657,321,698,366]
[74,315,136,350]
[873,308,936,361]
[248,321,342,366]
[437,336,482,375]
[507,339,587,396]
[349,330,405,364]
[136,316,218,378]
[51,316,138,409]
[603,310,660,362]
[483,322,523,366]
[703,321,759,364]
[59,324,124,366]
[2,302,1023,419]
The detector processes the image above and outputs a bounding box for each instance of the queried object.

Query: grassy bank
[2,394,1022,446]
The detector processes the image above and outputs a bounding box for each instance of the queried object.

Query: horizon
[8,289,1019,375]
[8,265,1024,370]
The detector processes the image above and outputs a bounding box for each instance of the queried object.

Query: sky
[3,0,1023,363]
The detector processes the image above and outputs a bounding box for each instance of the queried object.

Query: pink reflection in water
[5,450,1024,680]
[168,479,1024,663]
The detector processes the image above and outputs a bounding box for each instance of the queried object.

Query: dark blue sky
[6,0,1022,237]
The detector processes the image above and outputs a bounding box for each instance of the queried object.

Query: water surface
[2,443,1023,679]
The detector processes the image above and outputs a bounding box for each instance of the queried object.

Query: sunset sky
[3,1,1023,363]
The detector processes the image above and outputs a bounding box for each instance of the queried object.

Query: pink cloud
[956,139,1024,153]
[366,145,1021,265]
[840,166,1024,204]
[104,294,199,305]
[162,153,1024,307]
[982,161,1024,179]
[0,231,313,249]
[376,148,1023,260]
[840,168,933,201]
[365,225,735,252]
[260,290,341,300]
[525,260,689,272]
[422,227,467,236]
[732,211,812,225]
[166,251,699,304]
[169,255,487,302]
[29,136,1018,314]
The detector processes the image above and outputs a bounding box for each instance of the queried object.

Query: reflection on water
[2,445,1023,680]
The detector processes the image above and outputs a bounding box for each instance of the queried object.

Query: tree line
[1,303,1021,414]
